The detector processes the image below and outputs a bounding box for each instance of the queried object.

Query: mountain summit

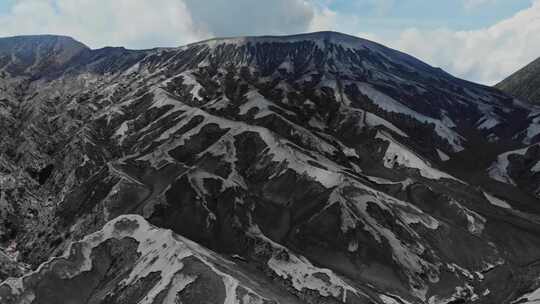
[0,32,539,304]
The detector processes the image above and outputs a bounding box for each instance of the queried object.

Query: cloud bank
[381,0,540,84]
[0,0,205,49]
[0,0,328,49]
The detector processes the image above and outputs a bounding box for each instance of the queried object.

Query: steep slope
[0,31,539,303]
[496,56,540,105]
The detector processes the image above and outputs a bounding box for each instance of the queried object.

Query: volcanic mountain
[0,31,540,304]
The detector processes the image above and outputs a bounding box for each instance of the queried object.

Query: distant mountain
[0,31,540,304]
[496,56,540,105]
[0,35,89,76]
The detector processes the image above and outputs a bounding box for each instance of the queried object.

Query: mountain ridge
[0,32,474,78]
[0,31,513,91]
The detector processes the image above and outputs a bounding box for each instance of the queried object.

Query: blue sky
[322,0,530,30]
[0,0,538,84]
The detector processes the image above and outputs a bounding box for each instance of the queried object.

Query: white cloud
[0,0,326,49]
[183,0,318,38]
[309,6,338,32]
[377,0,540,84]
[0,0,208,49]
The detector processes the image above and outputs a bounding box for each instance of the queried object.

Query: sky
[0,0,538,85]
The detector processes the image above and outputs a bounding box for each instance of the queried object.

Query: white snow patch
[532,161,540,173]
[277,59,293,73]
[113,121,129,143]
[347,239,359,252]
[436,149,450,162]
[483,192,512,209]
[377,131,457,180]
[525,116,540,144]
[379,294,402,304]
[477,116,500,130]
[308,116,326,130]
[514,286,540,304]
